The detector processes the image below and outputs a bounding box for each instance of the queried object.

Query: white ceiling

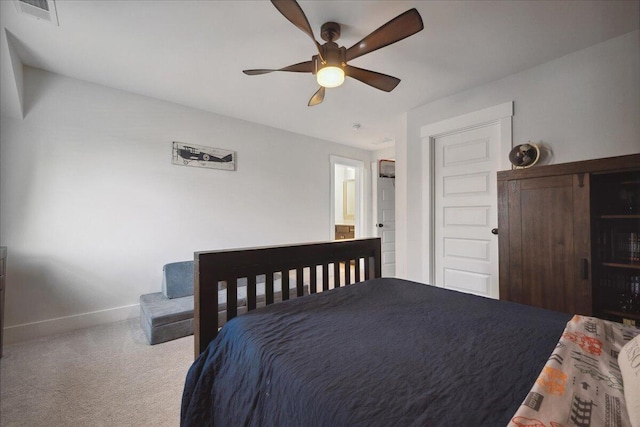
[1,0,638,150]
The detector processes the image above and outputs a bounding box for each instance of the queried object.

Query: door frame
[330,155,365,240]
[419,102,513,285]
[372,159,396,276]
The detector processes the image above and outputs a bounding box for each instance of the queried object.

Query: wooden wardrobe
[498,153,640,324]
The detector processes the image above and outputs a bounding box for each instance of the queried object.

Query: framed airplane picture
[172,142,236,171]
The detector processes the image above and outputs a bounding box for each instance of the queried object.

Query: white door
[375,162,396,277]
[433,123,501,298]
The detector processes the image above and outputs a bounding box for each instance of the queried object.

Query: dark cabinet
[498,154,640,322]
[498,173,591,314]
[335,225,355,240]
[591,170,640,325]
[0,246,6,357]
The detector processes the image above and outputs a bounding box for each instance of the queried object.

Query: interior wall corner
[1,29,25,119]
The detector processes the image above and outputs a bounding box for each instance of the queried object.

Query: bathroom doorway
[330,156,364,241]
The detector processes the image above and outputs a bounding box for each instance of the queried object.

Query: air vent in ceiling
[14,0,59,26]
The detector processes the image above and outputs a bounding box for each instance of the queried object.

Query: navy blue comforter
[181,278,570,426]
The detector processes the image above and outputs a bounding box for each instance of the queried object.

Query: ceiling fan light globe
[317,66,345,88]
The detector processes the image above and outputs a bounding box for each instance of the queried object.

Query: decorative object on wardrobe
[508,143,540,169]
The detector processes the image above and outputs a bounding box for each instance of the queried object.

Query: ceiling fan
[243,0,424,106]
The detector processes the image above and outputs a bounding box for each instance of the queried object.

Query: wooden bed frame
[194,238,382,357]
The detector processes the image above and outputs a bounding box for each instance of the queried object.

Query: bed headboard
[194,238,382,357]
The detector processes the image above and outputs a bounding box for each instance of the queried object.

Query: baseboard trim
[3,304,140,344]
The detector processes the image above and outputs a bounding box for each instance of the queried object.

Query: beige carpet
[0,318,193,427]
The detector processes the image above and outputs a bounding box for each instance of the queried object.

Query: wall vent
[14,0,59,26]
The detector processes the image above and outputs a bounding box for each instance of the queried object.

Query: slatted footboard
[194,238,382,357]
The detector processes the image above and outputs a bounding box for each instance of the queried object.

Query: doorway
[330,156,364,241]
[373,159,396,277]
[420,102,513,298]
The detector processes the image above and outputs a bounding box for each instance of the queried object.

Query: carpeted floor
[0,318,193,427]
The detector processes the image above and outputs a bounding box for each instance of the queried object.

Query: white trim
[370,161,378,237]
[419,101,513,284]
[420,101,513,138]
[420,141,435,284]
[3,303,139,344]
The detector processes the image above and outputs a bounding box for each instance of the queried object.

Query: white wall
[399,30,640,283]
[372,147,395,162]
[0,67,372,342]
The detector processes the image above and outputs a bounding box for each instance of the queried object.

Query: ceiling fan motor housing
[321,22,341,42]
[313,44,346,75]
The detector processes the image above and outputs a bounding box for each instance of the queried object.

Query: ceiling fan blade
[243,60,313,75]
[271,0,324,60]
[346,8,423,62]
[345,65,400,92]
[308,86,325,106]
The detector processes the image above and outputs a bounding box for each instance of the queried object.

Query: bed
[181,238,639,426]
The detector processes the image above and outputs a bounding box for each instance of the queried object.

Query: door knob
[376,223,384,228]
[491,228,498,235]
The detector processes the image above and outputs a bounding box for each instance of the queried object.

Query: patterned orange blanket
[510,315,639,427]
